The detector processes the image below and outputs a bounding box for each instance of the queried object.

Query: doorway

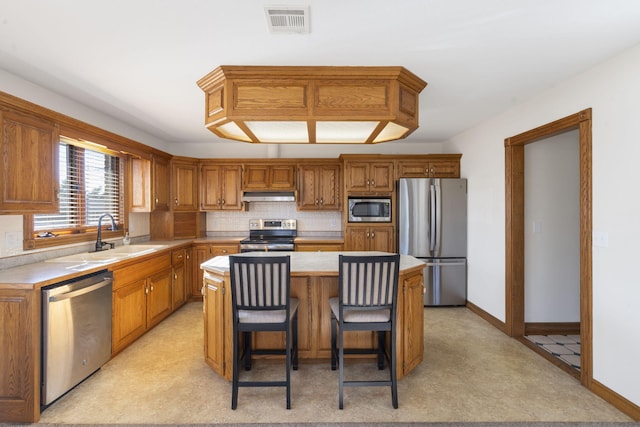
[504,109,592,387]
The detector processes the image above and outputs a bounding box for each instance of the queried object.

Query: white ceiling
[2,0,640,145]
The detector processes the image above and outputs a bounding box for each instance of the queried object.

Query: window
[30,137,124,246]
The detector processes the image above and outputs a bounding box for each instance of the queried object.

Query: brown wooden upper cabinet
[297,162,341,211]
[129,157,151,212]
[243,164,295,190]
[200,163,243,210]
[152,154,171,211]
[396,155,461,178]
[344,160,394,193]
[171,158,198,211]
[0,111,59,213]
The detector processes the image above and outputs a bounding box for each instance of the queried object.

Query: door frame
[504,108,592,386]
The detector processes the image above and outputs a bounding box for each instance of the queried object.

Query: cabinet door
[344,226,369,251]
[369,225,395,252]
[112,279,148,354]
[200,164,223,210]
[429,159,460,178]
[270,165,296,189]
[204,274,225,377]
[193,245,212,297]
[369,161,394,192]
[297,165,319,209]
[129,157,151,212]
[242,165,269,189]
[295,243,343,252]
[172,160,198,211]
[220,165,242,210]
[184,247,193,300]
[147,268,173,328]
[401,272,424,375]
[152,155,170,211]
[397,160,430,178]
[172,263,186,311]
[0,111,59,213]
[318,164,341,210]
[344,162,370,192]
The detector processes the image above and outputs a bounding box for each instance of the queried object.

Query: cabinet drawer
[112,253,171,289]
[172,248,186,265]
[212,245,238,256]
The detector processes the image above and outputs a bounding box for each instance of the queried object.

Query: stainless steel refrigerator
[398,178,467,306]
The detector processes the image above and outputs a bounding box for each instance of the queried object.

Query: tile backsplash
[206,202,342,235]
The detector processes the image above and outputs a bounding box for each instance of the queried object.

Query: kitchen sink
[46,244,168,264]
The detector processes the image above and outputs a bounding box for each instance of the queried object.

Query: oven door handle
[48,277,113,302]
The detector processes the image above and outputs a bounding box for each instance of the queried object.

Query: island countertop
[200,251,426,276]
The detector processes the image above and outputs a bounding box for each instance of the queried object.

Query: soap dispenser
[123,231,131,245]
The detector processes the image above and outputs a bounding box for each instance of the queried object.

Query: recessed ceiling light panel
[265,6,310,34]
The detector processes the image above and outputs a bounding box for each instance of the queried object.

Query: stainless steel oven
[348,197,392,222]
[41,270,113,405]
[239,219,297,252]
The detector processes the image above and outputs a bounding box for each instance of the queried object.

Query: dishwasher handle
[48,277,113,302]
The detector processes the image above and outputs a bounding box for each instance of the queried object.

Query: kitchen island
[200,251,426,381]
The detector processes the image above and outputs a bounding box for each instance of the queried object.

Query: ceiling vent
[265,6,310,34]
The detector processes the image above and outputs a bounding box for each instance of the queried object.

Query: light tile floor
[525,334,581,370]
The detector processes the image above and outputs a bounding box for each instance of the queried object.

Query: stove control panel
[249,219,297,230]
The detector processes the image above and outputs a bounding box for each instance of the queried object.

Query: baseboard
[591,379,640,421]
[465,300,506,333]
[525,322,580,335]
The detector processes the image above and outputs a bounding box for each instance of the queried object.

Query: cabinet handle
[150,284,154,292]
[177,254,183,259]
[319,197,324,206]
[222,249,228,253]
[425,167,429,175]
[174,273,178,280]
[366,179,370,185]
[155,196,159,204]
[186,254,190,260]
[175,198,179,205]
[366,232,370,238]
[145,285,149,295]
[221,199,225,205]
[315,199,319,206]
[371,231,375,238]
[371,180,375,186]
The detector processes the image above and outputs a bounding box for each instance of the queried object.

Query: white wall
[447,43,640,406]
[524,131,580,323]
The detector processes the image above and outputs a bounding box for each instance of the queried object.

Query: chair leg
[390,330,398,409]
[231,329,239,410]
[244,331,252,371]
[292,310,299,371]
[285,327,292,409]
[377,331,385,370]
[330,312,337,370]
[338,325,344,409]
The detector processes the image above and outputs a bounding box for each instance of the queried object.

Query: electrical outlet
[330,218,337,228]
[593,231,609,248]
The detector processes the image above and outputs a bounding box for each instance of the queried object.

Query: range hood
[241,191,296,202]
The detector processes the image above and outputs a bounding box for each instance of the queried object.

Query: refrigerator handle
[434,181,442,256]
[429,184,436,252]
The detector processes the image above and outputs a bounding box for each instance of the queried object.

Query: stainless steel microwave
[348,198,392,222]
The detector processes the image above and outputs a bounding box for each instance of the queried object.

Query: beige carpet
[36,303,634,424]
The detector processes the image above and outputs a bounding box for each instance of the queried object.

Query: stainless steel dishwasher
[41,270,113,406]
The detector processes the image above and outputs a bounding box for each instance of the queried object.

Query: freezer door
[423,258,467,306]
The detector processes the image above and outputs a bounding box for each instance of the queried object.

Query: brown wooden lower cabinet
[202,258,424,381]
[112,253,172,354]
[192,243,239,300]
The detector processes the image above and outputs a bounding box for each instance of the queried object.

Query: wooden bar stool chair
[329,254,400,409]
[229,255,298,409]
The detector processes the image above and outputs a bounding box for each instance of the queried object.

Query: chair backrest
[338,254,400,316]
[229,255,291,314]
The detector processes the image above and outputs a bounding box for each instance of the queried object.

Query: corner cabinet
[0,111,59,213]
[297,161,341,210]
[200,163,243,211]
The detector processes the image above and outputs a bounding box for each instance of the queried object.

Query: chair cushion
[329,297,390,323]
[238,298,298,323]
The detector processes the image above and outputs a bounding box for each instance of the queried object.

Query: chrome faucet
[95,213,117,252]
